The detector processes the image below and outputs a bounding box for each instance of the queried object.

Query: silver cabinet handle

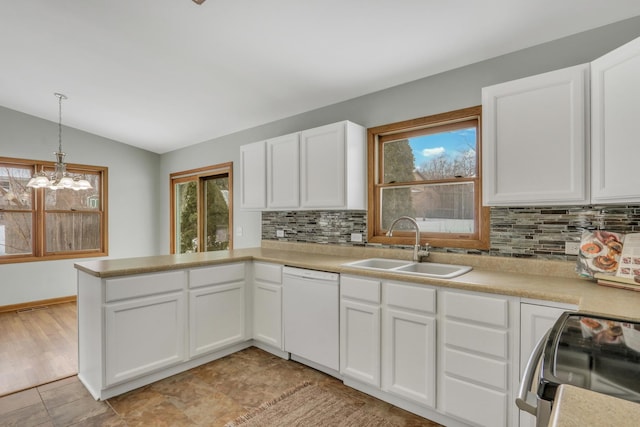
[516,330,549,415]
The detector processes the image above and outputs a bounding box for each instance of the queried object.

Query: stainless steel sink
[343,258,413,270]
[394,262,472,279]
[342,258,472,279]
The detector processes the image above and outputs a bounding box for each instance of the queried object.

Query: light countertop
[75,241,640,321]
[549,385,640,427]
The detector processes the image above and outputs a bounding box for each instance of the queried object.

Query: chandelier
[27,93,93,191]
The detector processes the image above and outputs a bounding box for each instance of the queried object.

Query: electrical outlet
[565,241,580,255]
[350,233,363,242]
[276,230,285,238]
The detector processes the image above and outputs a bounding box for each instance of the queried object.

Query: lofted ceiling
[1,0,640,154]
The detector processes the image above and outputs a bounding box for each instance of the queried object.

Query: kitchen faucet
[385,216,430,262]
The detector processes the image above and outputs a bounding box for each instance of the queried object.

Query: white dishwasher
[283,266,339,375]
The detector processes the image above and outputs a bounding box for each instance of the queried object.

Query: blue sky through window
[408,128,476,169]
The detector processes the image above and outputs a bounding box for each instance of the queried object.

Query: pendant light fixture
[27,93,93,191]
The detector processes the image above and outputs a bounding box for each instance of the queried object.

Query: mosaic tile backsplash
[262,205,640,261]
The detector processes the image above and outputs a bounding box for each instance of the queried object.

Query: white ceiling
[1,1,640,154]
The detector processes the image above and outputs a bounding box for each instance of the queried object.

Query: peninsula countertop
[75,242,640,321]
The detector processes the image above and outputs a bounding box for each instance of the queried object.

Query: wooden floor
[0,302,77,397]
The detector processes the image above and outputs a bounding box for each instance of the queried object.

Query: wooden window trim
[367,106,489,250]
[0,156,108,264]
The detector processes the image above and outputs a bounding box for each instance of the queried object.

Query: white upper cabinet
[482,64,590,206]
[591,36,640,204]
[300,121,366,210]
[267,133,300,209]
[239,140,266,210]
[240,120,366,211]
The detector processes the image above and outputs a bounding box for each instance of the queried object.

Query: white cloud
[422,147,445,157]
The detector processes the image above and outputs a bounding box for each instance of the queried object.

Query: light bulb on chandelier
[27,93,93,191]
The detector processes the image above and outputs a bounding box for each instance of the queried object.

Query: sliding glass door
[171,163,232,254]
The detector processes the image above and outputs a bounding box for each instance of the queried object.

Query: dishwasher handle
[283,266,339,282]
[516,330,549,415]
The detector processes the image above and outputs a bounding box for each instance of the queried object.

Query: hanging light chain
[54,92,67,155]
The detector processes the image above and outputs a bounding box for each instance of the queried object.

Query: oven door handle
[516,330,549,415]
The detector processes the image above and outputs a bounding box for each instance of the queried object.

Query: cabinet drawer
[189,263,245,288]
[384,282,435,314]
[444,348,508,390]
[443,291,508,327]
[444,320,508,359]
[254,262,282,284]
[443,376,508,427]
[105,271,185,302]
[341,276,381,304]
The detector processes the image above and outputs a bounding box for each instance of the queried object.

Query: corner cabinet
[591,36,640,204]
[239,141,266,209]
[267,133,300,209]
[482,64,590,206]
[252,262,284,351]
[239,120,366,211]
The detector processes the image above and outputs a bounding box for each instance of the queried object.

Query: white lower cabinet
[80,257,578,427]
[105,290,186,386]
[340,275,381,387]
[252,262,283,350]
[439,289,517,427]
[382,281,436,408]
[78,263,251,400]
[188,263,246,358]
[519,301,576,427]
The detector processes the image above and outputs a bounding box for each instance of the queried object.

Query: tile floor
[0,347,441,426]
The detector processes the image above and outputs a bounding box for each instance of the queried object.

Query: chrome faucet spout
[386,216,430,262]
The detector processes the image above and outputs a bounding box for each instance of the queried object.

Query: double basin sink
[342,258,472,279]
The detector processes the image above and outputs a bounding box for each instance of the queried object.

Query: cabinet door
[105,292,186,386]
[300,122,346,208]
[591,36,640,204]
[382,307,436,408]
[519,303,569,427]
[239,140,266,209]
[340,299,381,387]
[253,281,282,349]
[267,133,299,209]
[189,281,245,358]
[482,64,589,206]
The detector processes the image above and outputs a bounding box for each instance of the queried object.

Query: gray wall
[159,15,640,253]
[0,106,161,305]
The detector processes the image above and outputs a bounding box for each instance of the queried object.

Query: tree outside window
[171,163,232,254]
